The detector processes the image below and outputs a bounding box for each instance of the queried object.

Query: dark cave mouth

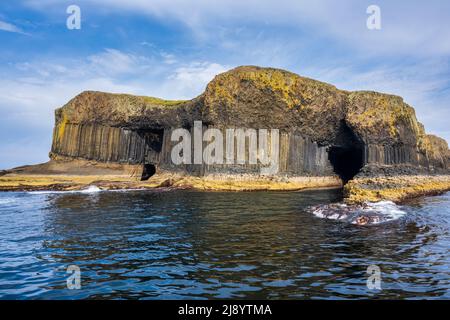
[328,145,364,184]
[328,121,365,184]
[141,164,156,181]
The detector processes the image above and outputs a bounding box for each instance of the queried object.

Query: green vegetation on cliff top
[101,92,187,107]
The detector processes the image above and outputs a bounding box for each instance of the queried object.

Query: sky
[0,0,450,169]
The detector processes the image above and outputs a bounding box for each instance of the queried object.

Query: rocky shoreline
[344,174,450,204]
[1,160,450,205]
[2,66,449,203]
[0,168,342,193]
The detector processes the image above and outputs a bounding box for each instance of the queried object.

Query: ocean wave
[80,185,102,193]
[28,185,102,195]
[27,186,163,195]
[309,201,407,225]
[0,198,16,205]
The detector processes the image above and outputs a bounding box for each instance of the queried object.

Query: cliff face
[50,66,450,182]
[202,66,347,143]
[345,92,425,168]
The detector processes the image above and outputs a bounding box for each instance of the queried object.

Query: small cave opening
[141,164,156,181]
[328,121,365,184]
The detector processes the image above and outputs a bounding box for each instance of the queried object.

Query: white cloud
[87,49,147,75]
[160,52,177,65]
[0,20,27,35]
[23,0,450,56]
[165,62,228,97]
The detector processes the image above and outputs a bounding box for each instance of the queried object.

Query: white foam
[0,198,15,205]
[310,200,407,225]
[29,185,102,195]
[79,185,101,193]
[27,186,155,195]
[312,203,348,220]
[361,200,406,221]
[312,210,326,219]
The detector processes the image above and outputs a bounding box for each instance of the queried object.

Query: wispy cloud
[166,62,228,96]
[0,20,28,35]
[23,0,450,56]
[87,49,147,76]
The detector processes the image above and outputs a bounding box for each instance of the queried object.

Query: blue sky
[1,0,450,169]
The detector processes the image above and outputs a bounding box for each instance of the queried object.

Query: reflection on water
[0,189,449,299]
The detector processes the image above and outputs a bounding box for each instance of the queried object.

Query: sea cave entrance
[141,164,156,181]
[138,129,163,181]
[328,121,365,184]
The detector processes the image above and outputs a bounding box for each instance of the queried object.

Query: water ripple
[0,189,449,299]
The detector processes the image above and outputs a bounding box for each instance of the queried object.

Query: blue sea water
[0,188,449,299]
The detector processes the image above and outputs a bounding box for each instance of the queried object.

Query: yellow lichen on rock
[205,66,340,110]
[57,112,68,143]
[169,174,342,191]
[239,69,300,108]
[346,92,419,143]
[344,175,450,204]
[420,135,450,168]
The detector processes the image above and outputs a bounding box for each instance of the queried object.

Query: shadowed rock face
[50,66,450,181]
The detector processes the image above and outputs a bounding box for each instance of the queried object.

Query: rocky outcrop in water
[49,66,449,185]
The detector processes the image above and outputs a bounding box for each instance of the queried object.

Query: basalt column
[51,123,164,173]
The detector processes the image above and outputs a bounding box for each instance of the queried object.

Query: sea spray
[309,201,407,225]
[29,185,102,195]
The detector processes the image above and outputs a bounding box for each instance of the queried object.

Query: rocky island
[1,66,449,203]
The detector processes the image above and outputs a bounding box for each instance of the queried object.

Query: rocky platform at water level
[1,66,449,201]
[0,158,342,192]
[345,173,450,204]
